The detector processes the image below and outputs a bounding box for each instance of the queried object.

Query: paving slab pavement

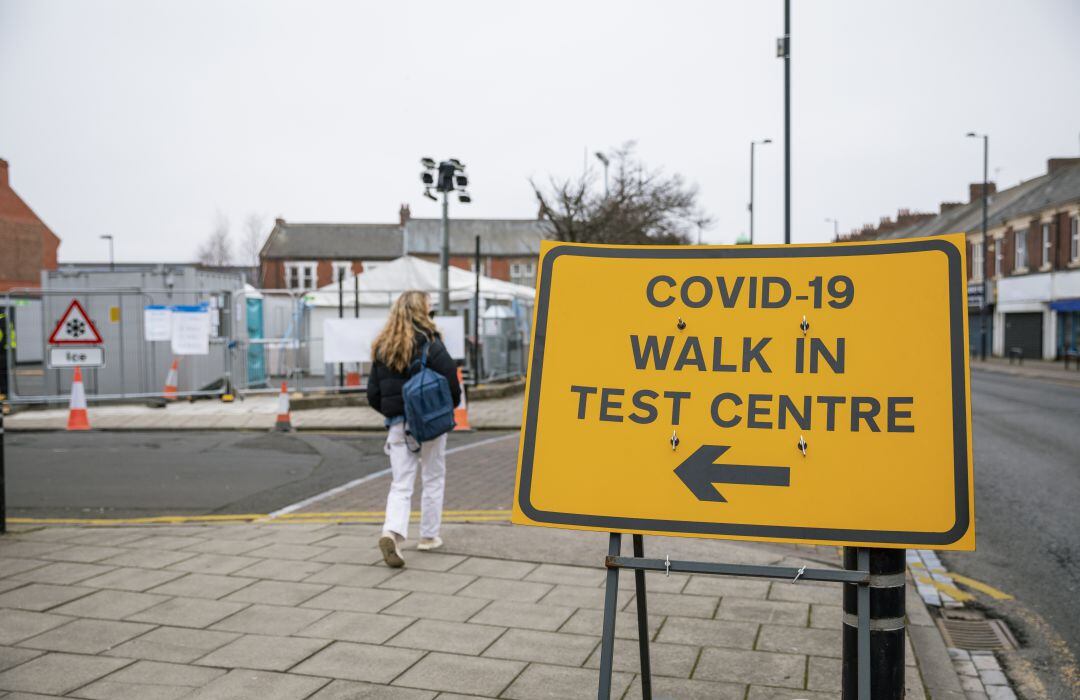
[0,520,961,699]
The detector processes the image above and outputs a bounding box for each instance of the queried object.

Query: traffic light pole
[440,190,451,315]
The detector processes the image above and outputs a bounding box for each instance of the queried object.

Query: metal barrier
[3,285,530,405]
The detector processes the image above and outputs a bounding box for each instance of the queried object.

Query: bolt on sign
[513,235,975,550]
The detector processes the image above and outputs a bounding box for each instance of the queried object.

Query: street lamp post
[967,132,990,362]
[595,152,610,196]
[749,139,772,244]
[100,235,114,271]
[825,218,839,239]
[420,158,471,315]
[777,0,791,244]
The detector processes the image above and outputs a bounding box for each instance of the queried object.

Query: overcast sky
[2,0,1078,263]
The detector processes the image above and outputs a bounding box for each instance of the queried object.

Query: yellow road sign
[513,235,975,550]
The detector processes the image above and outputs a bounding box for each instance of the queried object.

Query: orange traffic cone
[274,381,292,431]
[453,367,472,431]
[67,366,91,431]
[163,358,179,400]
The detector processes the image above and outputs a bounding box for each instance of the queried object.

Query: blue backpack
[402,341,456,451]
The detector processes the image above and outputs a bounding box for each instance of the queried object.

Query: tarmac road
[945,369,1080,698]
[4,430,501,519]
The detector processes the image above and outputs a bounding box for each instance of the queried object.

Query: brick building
[258,205,545,291]
[0,158,60,291]
[849,157,1080,359]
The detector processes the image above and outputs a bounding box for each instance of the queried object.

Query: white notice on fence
[171,307,211,355]
[433,316,465,360]
[323,318,385,364]
[144,306,172,341]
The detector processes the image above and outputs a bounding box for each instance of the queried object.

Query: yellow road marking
[9,510,512,526]
[909,562,1013,600]
[914,573,975,602]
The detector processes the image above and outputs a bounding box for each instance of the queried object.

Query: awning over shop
[1049,298,1080,312]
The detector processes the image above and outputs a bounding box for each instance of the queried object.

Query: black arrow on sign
[674,445,790,503]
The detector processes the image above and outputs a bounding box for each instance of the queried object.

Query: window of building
[1072,216,1079,262]
[1041,224,1052,268]
[510,262,536,287]
[470,259,486,277]
[1014,229,1028,270]
[285,261,316,290]
[331,261,352,283]
[994,240,1003,277]
[970,241,983,282]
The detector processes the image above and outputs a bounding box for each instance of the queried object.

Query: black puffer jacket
[367,331,461,419]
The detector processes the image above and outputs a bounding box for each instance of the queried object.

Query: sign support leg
[843,547,906,699]
[597,532,622,700]
[631,534,651,699]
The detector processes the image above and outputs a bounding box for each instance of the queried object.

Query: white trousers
[382,422,447,542]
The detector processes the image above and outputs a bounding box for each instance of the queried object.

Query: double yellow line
[8,509,511,527]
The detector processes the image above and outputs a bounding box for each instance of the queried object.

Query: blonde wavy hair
[372,290,438,372]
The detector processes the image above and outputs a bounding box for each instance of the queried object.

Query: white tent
[302,256,534,377]
[305,255,534,309]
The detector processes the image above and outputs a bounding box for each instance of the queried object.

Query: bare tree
[533,143,711,245]
[196,212,232,266]
[239,213,266,267]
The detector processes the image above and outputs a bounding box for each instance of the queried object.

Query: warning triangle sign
[49,300,103,345]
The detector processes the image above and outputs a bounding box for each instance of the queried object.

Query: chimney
[1048,157,1080,174]
[398,203,411,225]
[969,182,996,203]
[0,158,8,188]
[274,217,286,228]
[939,201,963,214]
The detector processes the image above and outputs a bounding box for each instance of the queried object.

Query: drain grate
[936,617,1017,651]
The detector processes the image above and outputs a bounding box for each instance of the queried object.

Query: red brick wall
[0,160,60,291]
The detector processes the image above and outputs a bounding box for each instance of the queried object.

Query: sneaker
[416,536,443,551]
[379,535,405,568]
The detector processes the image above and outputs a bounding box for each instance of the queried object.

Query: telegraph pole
[967,132,990,361]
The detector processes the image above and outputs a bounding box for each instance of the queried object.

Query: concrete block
[559,608,663,641]
[502,662,631,700]
[194,634,330,672]
[127,597,248,629]
[624,591,718,619]
[50,589,168,620]
[694,647,806,688]
[79,567,186,593]
[482,628,599,666]
[0,610,74,645]
[654,616,758,649]
[537,584,633,611]
[456,577,552,603]
[616,571,690,595]
[18,618,153,654]
[381,592,491,622]
[148,573,257,600]
[302,563,397,588]
[809,603,842,629]
[210,603,330,636]
[391,651,524,696]
[756,624,842,658]
[807,655,840,692]
[234,558,328,583]
[103,626,240,663]
[301,585,406,613]
[469,600,574,631]
[10,561,113,585]
[295,611,415,645]
[387,618,504,655]
[523,563,605,587]
[0,652,132,695]
[584,637,700,678]
[185,668,330,700]
[40,544,128,564]
[715,596,809,626]
[308,679,436,699]
[100,548,198,569]
[622,676,746,700]
[0,646,43,673]
[223,580,329,607]
[377,569,475,595]
[168,554,262,576]
[246,544,328,561]
[0,583,95,612]
[290,641,423,684]
[450,557,538,581]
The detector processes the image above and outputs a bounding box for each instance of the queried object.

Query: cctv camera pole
[440,189,451,315]
[778,0,791,245]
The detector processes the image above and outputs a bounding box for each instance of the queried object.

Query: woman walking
[367,291,461,568]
